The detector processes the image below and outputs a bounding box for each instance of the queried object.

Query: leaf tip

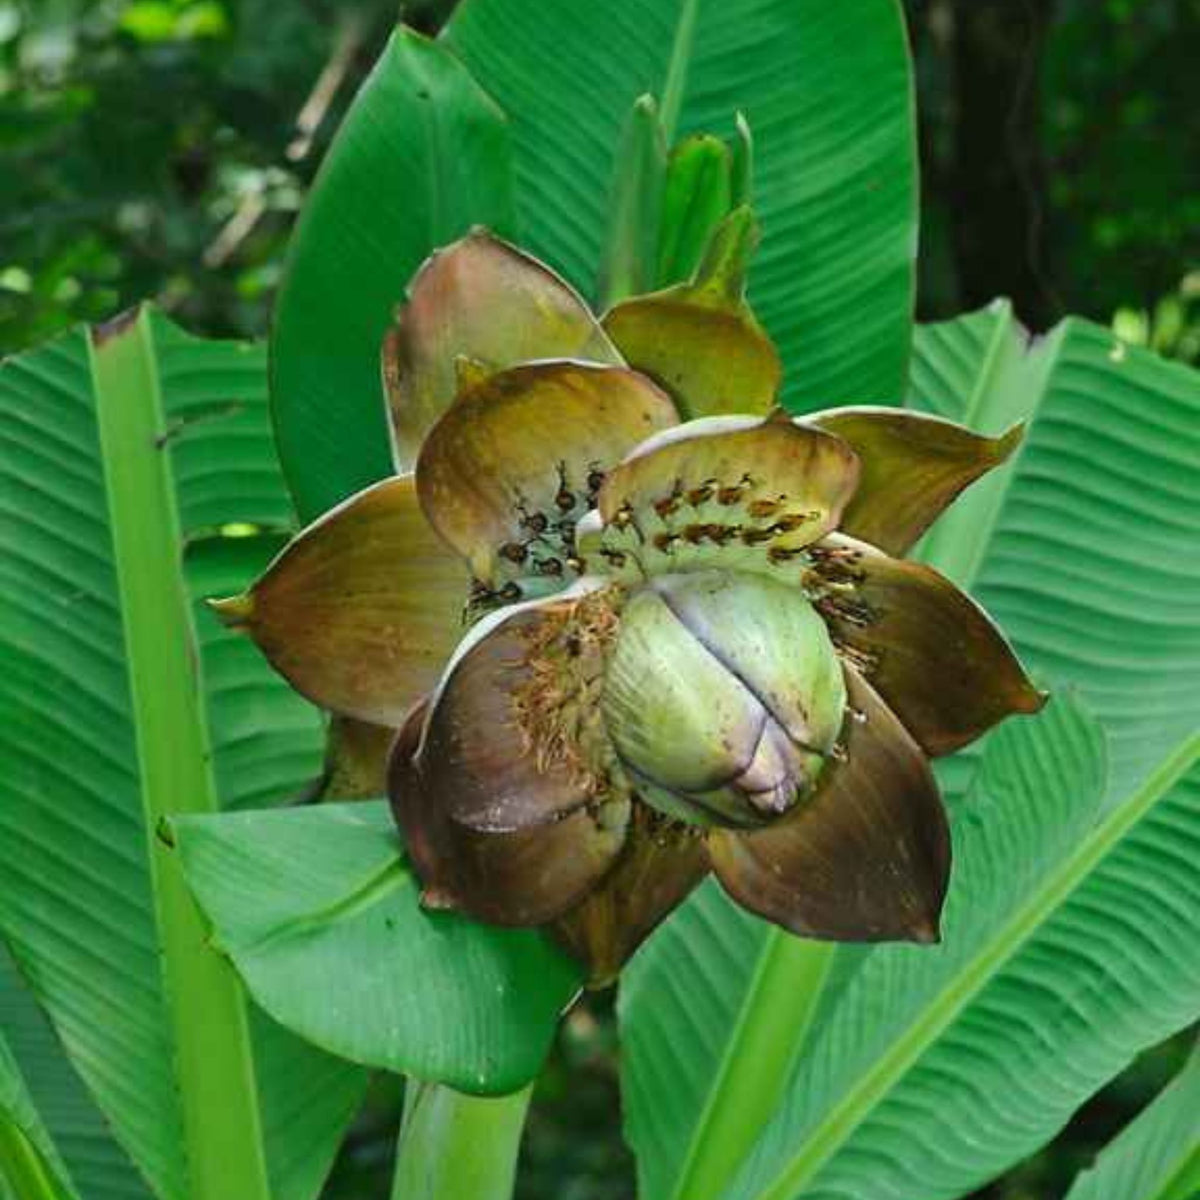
[994,420,1027,462]
[207,592,254,629]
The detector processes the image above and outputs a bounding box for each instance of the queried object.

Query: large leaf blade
[171,802,584,1096]
[270,27,516,521]
[0,312,365,1200]
[910,306,1200,803]
[729,721,1200,1200]
[621,309,1200,1199]
[444,0,917,411]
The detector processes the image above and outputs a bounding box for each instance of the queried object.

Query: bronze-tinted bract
[414,600,609,832]
[552,807,710,986]
[209,475,468,726]
[320,716,397,800]
[415,360,678,581]
[708,667,950,942]
[390,601,631,926]
[602,210,780,419]
[810,533,1045,756]
[382,229,622,469]
[806,407,1023,556]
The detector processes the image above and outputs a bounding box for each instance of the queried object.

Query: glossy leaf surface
[172,802,583,1095]
[271,28,515,520]
[0,949,150,1200]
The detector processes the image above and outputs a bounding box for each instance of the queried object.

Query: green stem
[391,1081,531,1200]
[0,1115,71,1200]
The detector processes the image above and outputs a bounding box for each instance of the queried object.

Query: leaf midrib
[749,727,1200,1200]
[238,856,409,955]
[91,309,272,1200]
[668,932,835,1200]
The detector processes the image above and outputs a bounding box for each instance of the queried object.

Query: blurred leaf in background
[0,0,454,353]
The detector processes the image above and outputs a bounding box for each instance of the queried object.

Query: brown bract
[382,228,622,469]
[415,360,677,582]
[389,588,632,926]
[209,475,468,727]
[707,667,949,942]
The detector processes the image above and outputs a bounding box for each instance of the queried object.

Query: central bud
[600,570,845,829]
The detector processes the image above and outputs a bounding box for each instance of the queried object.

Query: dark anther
[767,546,805,564]
[520,510,549,535]
[499,541,528,564]
[599,547,627,568]
[653,532,679,553]
[717,475,753,505]
[499,581,524,602]
[686,479,717,506]
[534,556,564,577]
[772,512,815,534]
[747,498,781,519]
[742,527,775,546]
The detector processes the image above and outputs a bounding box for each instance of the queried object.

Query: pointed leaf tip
[206,593,254,628]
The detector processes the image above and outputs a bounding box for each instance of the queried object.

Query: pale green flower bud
[601,569,845,828]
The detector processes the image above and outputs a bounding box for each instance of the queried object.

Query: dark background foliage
[1,1,1196,1197]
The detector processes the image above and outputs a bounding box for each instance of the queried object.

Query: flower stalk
[391,1082,532,1200]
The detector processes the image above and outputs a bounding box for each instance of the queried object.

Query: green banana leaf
[0,308,367,1200]
[444,0,916,414]
[1,987,79,1200]
[270,27,516,522]
[1,948,150,1200]
[620,306,1200,1200]
[1065,1038,1200,1200]
[168,803,583,1095]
